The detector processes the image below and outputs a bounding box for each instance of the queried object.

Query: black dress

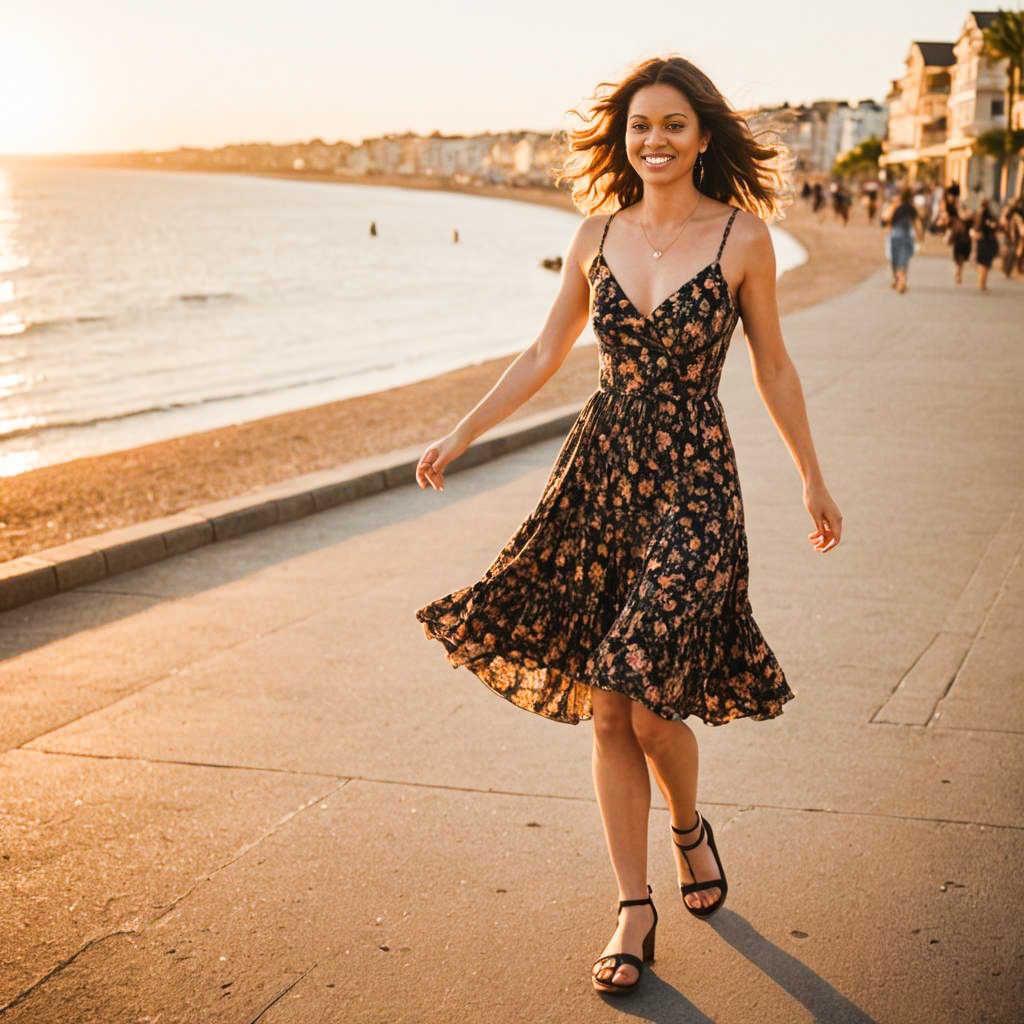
[415,206,794,727]
[974,208,999,268]
[947,199,972,263]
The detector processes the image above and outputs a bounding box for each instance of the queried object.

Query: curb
[0,400,585,616]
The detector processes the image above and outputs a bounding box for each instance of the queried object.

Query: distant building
[947,10,1008,196]
[837,100,888,158]
[767,100,885,175]
[880,40,955,184]
[878,11,1017,199]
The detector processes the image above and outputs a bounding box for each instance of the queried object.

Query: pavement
[1,239,1022,1024]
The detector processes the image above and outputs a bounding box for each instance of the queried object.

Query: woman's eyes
[632,123,683,131]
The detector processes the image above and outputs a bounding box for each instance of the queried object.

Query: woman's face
[624,83,708,187]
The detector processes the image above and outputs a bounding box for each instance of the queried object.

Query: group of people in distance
[801,177,1024,295]
[930,183,1022,291]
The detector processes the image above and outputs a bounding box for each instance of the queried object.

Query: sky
[0,0,998,155]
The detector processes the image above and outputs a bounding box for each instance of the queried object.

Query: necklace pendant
[652,250,662,259]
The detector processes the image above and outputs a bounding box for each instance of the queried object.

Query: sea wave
[0,358,404,441]
[178,292,238,303]
[0,314,110,337]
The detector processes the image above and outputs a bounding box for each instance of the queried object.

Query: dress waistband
[598,383,718,404]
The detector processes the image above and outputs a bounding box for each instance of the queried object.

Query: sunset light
[0,0,1021,1020]
[0,33,73,154]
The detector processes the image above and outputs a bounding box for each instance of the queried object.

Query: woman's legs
[978,261,990,291]
[630,703,724,912]
[896,266,908,293]
[590,686,655,987]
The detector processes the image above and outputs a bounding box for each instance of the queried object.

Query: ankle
[618,894,652,906]
[670,809,701,834]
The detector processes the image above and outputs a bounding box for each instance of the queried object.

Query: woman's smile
[641,153,675,168]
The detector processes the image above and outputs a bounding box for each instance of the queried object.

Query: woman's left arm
[734,214,842,553]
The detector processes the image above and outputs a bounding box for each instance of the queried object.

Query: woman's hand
[804,479,842,553]
[415,431,470,492]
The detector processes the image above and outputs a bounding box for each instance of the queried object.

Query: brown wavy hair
[553,56,794,222]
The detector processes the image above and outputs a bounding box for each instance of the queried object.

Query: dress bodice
[588,207,740,408]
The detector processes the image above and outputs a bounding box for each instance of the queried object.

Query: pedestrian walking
[971,197,1000,292]
[939,184,972,284]
[863,180,879,224]
[812,181,826,218]
[912,186,930,233]
[929,184,946,235]
[882,187,924,293]
[998,198,1024,278]
[837,182,852,225]
[413,55,842,998]
[830,181,850,225]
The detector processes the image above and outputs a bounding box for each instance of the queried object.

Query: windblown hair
[553,56,794,222]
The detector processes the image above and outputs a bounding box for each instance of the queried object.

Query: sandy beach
[1,180,886,564]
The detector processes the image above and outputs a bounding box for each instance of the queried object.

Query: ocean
[0,164,805,477]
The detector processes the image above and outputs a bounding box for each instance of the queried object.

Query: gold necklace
[640,195,702,259]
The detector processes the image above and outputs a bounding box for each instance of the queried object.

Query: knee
[591,702,635,748]
[630,707,679,755]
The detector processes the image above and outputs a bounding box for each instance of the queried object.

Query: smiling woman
[412,53,842,1002]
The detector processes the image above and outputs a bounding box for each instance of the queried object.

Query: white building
[947,10,1010,197]
[837,100,889,157]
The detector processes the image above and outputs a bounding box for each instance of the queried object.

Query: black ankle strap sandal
[671,810,728,919]
[591,883,658,995]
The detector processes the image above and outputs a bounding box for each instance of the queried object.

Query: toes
[684,886,721,909]
[594,962,637,987]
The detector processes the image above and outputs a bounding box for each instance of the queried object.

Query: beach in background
[0,163,806,476]
[0,168,882,563]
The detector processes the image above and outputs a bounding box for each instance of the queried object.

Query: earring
[695,151,705,187]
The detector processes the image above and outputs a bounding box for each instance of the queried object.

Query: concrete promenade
[1,241,1022,1023]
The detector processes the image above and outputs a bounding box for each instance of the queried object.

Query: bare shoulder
[569,212,613,276]
[729,208,772,249]
[728,209,775,275]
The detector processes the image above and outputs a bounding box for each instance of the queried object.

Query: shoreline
[1,173,886,564]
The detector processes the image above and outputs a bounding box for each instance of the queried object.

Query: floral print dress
[415,206,794,727]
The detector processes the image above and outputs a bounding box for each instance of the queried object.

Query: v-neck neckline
[596,253,733,323]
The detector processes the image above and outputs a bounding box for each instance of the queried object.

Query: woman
[413,56,842,996]
[882,186,924,293]
[971,197,1000,291]
[811,181,826,218]
[940,184,972,284]
[999,198,1024,279]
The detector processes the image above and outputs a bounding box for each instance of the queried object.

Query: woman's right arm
[415,215,600,492]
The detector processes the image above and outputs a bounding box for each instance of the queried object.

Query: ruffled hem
[415,594,594,724]
[414,593,793,728]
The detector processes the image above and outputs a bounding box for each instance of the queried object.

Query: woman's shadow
[594,907,877,1023]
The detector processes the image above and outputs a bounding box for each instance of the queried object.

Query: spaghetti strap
[599,211,617,256]
[716,208,739,263]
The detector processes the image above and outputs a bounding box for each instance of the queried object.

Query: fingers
[807,514,841,553]
[416,449,445,492]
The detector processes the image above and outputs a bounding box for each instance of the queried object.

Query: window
[992,98,1005,117]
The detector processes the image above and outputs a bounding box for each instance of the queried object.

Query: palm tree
[983,7,1024,197]
[833,136,882,178]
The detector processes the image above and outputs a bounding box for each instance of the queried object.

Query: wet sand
[1,183,885,563]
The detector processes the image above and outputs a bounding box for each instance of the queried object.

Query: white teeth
[643,155,672,165]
